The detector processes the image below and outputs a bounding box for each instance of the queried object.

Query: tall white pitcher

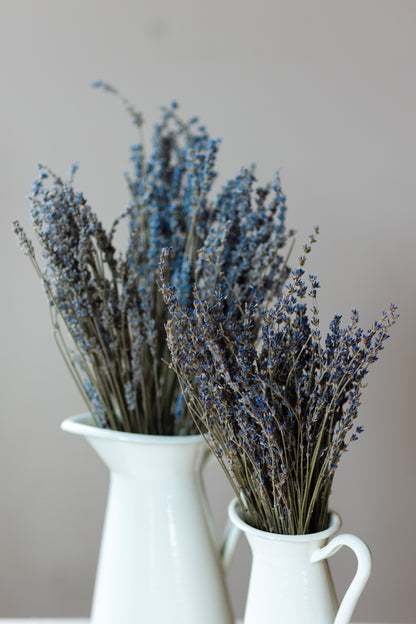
[228,498,372,624]
[62,413,239,624]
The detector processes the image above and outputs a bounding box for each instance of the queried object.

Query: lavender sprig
[14,87,294,435]
[161,230,398,532]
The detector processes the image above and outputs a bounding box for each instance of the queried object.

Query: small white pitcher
[228,498,372,624]
[61,413,240,624]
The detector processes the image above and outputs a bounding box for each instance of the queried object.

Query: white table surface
[0,620,411,624]
[0,618,410,624]
[0,621,410,624]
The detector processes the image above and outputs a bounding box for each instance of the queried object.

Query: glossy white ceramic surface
[61,414,237,624]
[229,499,372,624]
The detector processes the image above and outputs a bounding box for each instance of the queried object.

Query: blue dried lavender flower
[162,230,398,533]
[14,86,295,436]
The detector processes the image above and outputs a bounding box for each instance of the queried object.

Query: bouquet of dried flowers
[161,231,398,533]
[14,84,294,435]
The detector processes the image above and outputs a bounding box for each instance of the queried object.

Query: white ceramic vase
[61,413,240,624]
[228,498,372,624]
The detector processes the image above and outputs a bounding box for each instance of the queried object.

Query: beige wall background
[0,0,415,621]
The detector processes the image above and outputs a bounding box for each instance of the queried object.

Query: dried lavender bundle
[14,85,294,435]
[161,230,398,533]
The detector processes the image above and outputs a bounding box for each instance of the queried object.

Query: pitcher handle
[199,448,241,573]
[220,518,241,572]
[311,533,372,624]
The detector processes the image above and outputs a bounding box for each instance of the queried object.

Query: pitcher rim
[228,498,341,542]
[61,412,205,446]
